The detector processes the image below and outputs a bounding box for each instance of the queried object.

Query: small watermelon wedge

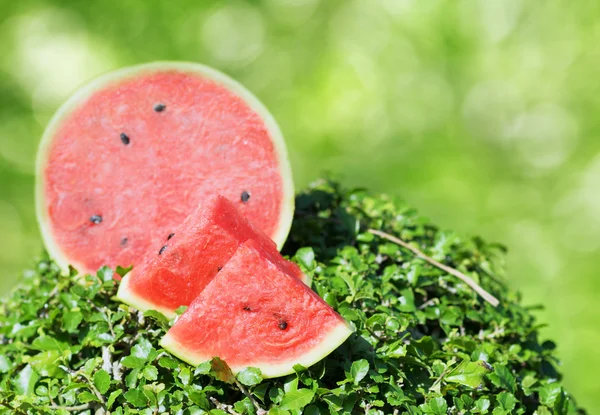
[117,195,307,318]
[36,62,294,276]
[160,239,353,378]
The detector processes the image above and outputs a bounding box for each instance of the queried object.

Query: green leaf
[158,356,180,369]
[521,373,538,396]
[474,397,491,413]
[93,369,111,394]
[535,407,552,415]
[194,360,212,375]
[440,306,462,326]
[82,357,101,375]
[116,265,133,277]
[237,367,263,386]
[445,359,491,389]
[0,355,11,373]
[398,289,416,312]
[97,266,114,282]
[250,385,267,406]
[143,387,158,407]
[419,397,448,414]
[124,389,148,407]
[283,376,298,393]
[350,359,370,385]
[304,404,321,415]
[279,389,315,411]
[178,366,192,385]
[107,389,123,409]
[27,350,61,377]
[31,336,68,352]
[553,389,569,414]
[143,309,169,329]
[496,392,516,411]
[62,382,88,393]
[142,365,158,381]
[131,338,154,360]
[78,390,99,403]
[539,383,562,406]
[189,390,210,408]
[295,247,316,271]
[488,365,516,393]
[62,310,83,332]
[338,272,356,296]
[121,355,146,369]
[13,364,39,396]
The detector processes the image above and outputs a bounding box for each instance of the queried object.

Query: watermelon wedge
[116,195,307,317]
[36,62,294,276]
[160,240,353,378]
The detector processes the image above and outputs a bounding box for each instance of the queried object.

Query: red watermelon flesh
[36,62,294,276]
[160,239,352,378]
[117,195,307,317]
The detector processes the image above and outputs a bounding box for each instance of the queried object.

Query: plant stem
[368,229,499,307]
[210,397,242,415]
[0,400,28,415]
[234,379,267,415]
[46,403,90,411]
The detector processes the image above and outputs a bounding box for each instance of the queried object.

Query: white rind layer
[115,267,309,319]
[159,321,353,379]
[36,61,295,276]
[115,272,178,319]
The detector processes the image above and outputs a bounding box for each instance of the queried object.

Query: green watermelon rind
[35,61,295,276]
[159,320,354,379]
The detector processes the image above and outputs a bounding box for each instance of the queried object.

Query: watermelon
[116,195,307,317]
[36,62,294,276]
[160,239,353,378]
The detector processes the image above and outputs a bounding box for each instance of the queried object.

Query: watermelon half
[160,239,353,378]
[116,195,307,318]
[36,62,294,275]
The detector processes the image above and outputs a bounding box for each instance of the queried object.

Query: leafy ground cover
[0,182,586,414]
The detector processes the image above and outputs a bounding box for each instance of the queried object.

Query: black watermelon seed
[241,191,250,203]
[120,133,130,145]
[90,215,103,224]
[120,237,128,246]
[218,266,222,271]
[278,320,288,330]
[167,233,175,240]
[153,103,166,112]
[158,245,167,255]
[243,306,252,311]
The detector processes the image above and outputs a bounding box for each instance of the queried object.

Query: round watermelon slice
[160,239,353,378]
[36,62,294,275]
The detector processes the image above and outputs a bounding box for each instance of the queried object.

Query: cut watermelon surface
[160,240,352,378]
[116,195,307,317]
[36,62,294,275]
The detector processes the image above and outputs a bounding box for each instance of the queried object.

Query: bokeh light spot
[0,116,40,174]
[201,4,265,67]
[2,7,116,110]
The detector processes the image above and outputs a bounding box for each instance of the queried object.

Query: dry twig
[368,229,499,307]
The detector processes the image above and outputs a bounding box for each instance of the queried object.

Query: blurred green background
[0,0,598,408]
